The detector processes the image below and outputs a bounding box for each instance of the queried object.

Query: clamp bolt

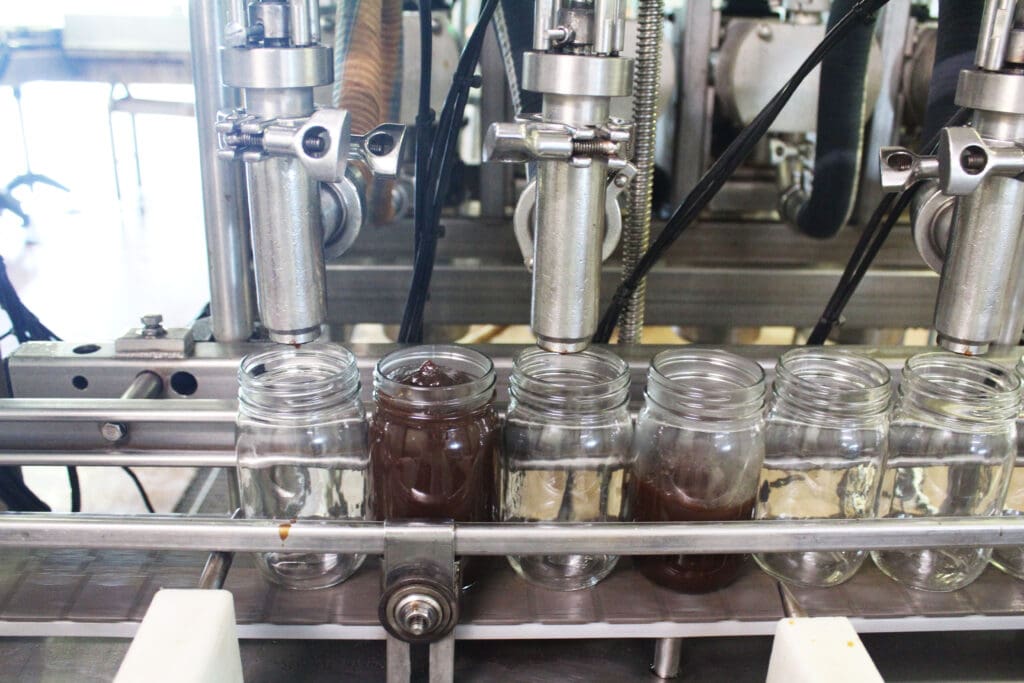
[140,314,167,338]
[101,422,127,442]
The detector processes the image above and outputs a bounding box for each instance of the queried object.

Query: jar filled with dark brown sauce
[369,346,500,586]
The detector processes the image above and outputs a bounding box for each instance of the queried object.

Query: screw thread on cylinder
[618,0,663,344]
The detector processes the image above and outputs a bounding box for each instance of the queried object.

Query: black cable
[398,0,499,342]
[593,0,890,343]
[412,0,434,265]
[67,465,81,512]
[806,107,970,344]
[121,466,156,513]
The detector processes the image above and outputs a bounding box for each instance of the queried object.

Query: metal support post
[189,0,256,343]
[651,638,682,679]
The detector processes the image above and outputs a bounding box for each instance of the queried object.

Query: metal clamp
[484,117,634,168]
[513,164,637,271]
[880,126,1024,195]
[218,110,406,182]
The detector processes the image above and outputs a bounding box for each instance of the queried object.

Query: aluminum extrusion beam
[2,514,1024,555]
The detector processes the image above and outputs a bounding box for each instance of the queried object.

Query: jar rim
[374,345,496,409]
[773,348,891,420]
[901,351,1021,424]
[647,349,766,420]
[510,345,630,410]
[238,343,362,420]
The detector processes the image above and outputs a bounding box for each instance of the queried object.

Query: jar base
[871,548,990,592]
[753,550,866,589]
[507,554,618,591]
[255,552,366,590]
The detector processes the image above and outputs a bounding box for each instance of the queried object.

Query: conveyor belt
[2,548,1024,639]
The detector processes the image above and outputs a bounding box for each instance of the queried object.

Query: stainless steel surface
[5,549,1024,643]
[221,46,333,89]
[934,170,1024,354]
[246,155,326,344]
[532,155,608,353]
[977,0,1018,72]
[671,1,716,203]
[386,635,412,683]
[651,638,682,679]
[618,0,662,344]
[956,69,1024,116]
[522,53,633,98]
[190,0,257,343]
[429,633,456,683]
[910,180,954,274]
[381,522,458,642]
[5,514,1024,555]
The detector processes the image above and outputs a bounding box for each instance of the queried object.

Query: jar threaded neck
[646,349,765,423]
[509,346,630,415]
[238,344,361,420]
[900,352,1021,428]
[772,348,891,424]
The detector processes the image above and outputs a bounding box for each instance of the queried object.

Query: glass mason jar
[873,352,1020,592]
[992,356,1024,580]
[634,350,766,593]
[754,348,891,588]
[369,345,500,587]
[236,344,370,590]
[502,346,633,591]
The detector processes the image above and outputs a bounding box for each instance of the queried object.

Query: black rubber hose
[790,0,880,239]
[921,0,984,145]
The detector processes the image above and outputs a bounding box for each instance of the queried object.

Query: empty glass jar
[501,346,633,591]
[369,345,500,587]
[754,348,891,588]
[992,355,1024,580]
[236,344,370,589]
[634,350,766,592]
[873,352,1020,592]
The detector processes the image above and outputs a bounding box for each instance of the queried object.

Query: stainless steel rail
[1,514,1023,555]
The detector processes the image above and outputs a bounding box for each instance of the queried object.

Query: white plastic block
[115,589,243,683]
[766,617,883,683]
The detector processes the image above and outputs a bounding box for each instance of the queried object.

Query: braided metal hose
[618,0,663,344]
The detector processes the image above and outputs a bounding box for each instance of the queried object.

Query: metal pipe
[198,510,241,589]
[532,94,610,353]
[246,155,326,344]
[651,638,682,679]
[4,515,1024,555]
[288,0,312,46]
[618,0,662,344]
[0,399,235,423]
[121,372,163,400]
[189,0,257,343]
[0,453,236,468]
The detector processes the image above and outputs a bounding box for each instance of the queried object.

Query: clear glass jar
[873,352,1020,592]
[236,344,369,590]
[634,350,766,593]
[502,346,633,591]
[754,348,891,588]
[991,356,1024,580]
[369,345,500,588]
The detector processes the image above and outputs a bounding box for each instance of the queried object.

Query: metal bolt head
[394,594,442,637]
[614,173,630,188]
[101,422,127,442]
[757,24,773,40]
[140,314,167,338]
